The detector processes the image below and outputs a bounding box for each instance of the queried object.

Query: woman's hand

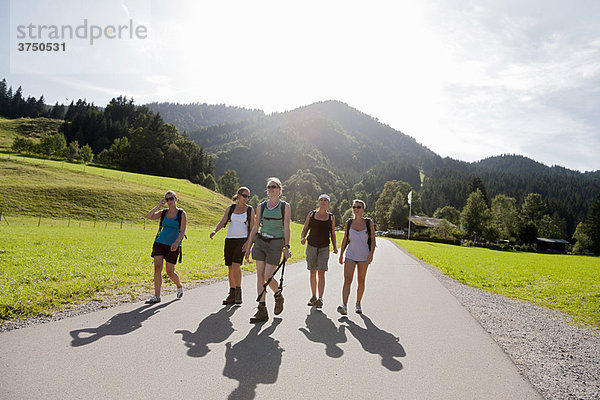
[333,247,338,254]
[209,230,216,239]
[159,197,166,207]
[170,242,179,252]
[338,253,344,264]
[300,237,306,245]
[283,247,290,261]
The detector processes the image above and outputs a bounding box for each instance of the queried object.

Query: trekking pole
[255,257,288,302]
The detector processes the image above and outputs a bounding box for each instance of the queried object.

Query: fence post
[38,214,41,227]
[68,217,71,227]
[94,218,96,228]
[120,218,123,229]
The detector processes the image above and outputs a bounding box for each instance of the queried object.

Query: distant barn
[408,216,457,236]
[536,238,569,253]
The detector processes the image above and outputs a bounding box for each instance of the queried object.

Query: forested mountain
[145,102,264,133]
[420,155,600,235]
[187,100,441,196]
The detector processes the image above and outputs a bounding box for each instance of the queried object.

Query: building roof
[536,238,570,244]
[409,216,457,229]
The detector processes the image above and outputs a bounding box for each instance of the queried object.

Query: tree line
[1,79,216,186]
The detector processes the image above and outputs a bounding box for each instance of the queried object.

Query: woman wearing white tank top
[210,187,255,305]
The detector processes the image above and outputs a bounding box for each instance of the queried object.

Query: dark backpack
[345,217,373,251]
[224,203,253,234]
[156,208,186,262]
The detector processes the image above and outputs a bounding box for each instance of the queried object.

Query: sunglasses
[240,193,249,198]
[352,205,363,209]
[267,185,280,189]
[165,197,176,201]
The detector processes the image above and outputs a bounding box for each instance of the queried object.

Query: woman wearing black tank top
[300,194,338,309]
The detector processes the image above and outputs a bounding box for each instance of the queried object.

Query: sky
[2,0,600,172]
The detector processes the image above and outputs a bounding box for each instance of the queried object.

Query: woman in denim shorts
[337,199,376,315]
[243,177,291,323]
[210,186,255,306]
[145,190,186,304]
[300,194,338,309]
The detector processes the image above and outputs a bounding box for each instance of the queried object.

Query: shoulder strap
[246,205,253,234]
[364,218,372,251]
[345,218,353,244]
[260,201,267,225]
[224,203,236,227]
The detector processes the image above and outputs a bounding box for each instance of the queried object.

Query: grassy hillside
[0,155,331,321]
[0,116,63,150]
[0,155,229,224]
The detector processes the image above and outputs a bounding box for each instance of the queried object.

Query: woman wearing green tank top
[243,177,291,323]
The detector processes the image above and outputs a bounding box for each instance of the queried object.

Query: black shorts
[151,242,180,265]
[224,238,247,266]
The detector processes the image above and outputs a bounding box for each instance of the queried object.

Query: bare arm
[210,205,232,239]
[146,198,165,220]
[338,220,348,264]
[171,210,187,251]
[300,212,311,245]
[242,205,260,254]
[331,215,338,253]
[283,203,291,260]
[367,219,376,263]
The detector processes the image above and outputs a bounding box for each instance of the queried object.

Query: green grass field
[393,239,600,329]
[0,222,318,320]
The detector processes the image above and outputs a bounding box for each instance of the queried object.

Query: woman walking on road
[243,177,291,323]
[210,187,255,305]
[300,194,337,309]
[145,190,186,304]
[337,199,375,315]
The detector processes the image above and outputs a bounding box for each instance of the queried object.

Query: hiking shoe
[234,287,242,305]
[315,298,323,309]
[250,304,268,323]
[307,295,317,306]
[176,287,184,299]
[337,304,347,316]
[223,288,235,305]
[145,296,161,304]
[355,302,362,314]
[274,291,284,315]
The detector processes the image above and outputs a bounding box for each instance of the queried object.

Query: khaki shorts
[306,244,329,271]
[252,235,284,266]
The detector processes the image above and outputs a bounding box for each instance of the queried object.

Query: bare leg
[165,262,182,289]
[231,262,242,287]
[309,270,317,297]
[317,270,326,298]
[342,260,357,305]
[153,256,164,297]
[356,262,369,302]
[255,260,266,301]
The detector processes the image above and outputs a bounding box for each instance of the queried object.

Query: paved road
[0,239,542,400]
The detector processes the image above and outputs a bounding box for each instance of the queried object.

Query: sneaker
[274,291,284,315]
[176,287,184,299]
[355,302,362,314]
[307,295,317,306]
[315,298,323,309]
[337,304,347,316]
[145,296,161,304]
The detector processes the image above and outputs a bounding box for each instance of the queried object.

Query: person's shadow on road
[223,318,283,400]
[342,314,406,371]
[175,305,239,357]
[69,300,176,347]
[298,307,347,358]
